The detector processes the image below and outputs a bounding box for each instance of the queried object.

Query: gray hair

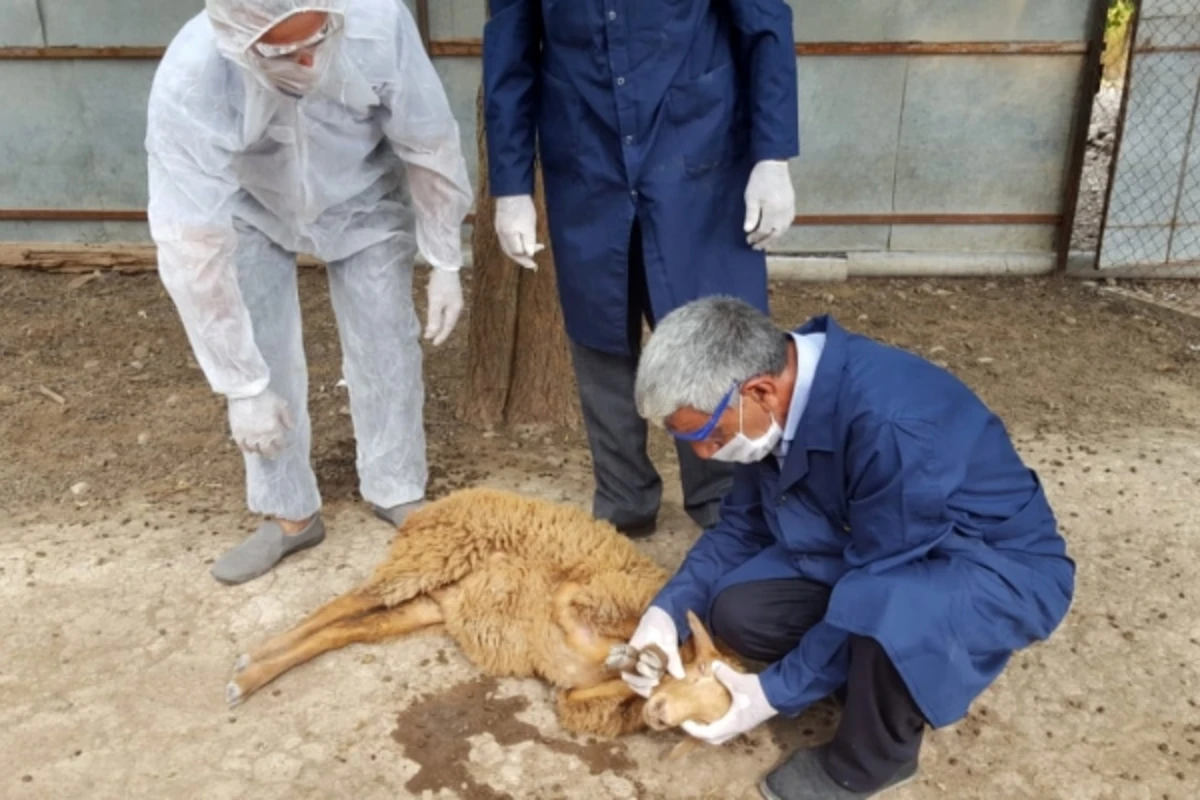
[635,296,790,424]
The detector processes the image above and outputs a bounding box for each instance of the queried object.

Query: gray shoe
[370,500,424,527]
[759,747,918,800]
[211,516,326,585]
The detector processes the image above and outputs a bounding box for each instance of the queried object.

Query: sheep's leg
[227,596,443,708]
[552,582,630,664]
[563,678,637,703]
[556,680,647,738]
[235,591,384,669]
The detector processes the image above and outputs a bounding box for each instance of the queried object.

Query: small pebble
[70,482,90,496]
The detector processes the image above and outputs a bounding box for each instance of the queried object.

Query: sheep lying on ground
[226,487,743,749]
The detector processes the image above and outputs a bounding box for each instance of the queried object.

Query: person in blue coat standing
[482,1,799,537]
[620,297,1075,799]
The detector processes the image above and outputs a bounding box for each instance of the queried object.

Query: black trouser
[568,221,733,531]
[709,578,926,793]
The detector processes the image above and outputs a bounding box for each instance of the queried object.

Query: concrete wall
[0,0,1097,256]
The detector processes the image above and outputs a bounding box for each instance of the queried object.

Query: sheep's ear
[685,609,718,663]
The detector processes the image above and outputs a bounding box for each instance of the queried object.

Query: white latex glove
[743,160,796,251]
[681,661,778,745]
[620,606,685,698]
[425,268,463,347]
[495,194,544,270]
[228,389,293,460]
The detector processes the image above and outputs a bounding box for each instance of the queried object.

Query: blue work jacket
[652,315,1076,728]
[482,1,799,355]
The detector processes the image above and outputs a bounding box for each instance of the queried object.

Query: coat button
[608,11,616,21]
[616,76,625,86]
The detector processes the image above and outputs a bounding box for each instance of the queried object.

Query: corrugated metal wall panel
[893,56,1082,216]
[37,0,201,46]
[428,0,486,40]
[791,56,907,216]
[790,0,1092,42]
[0,0,1100,258]
[0,0,46,46]
[431,57,483,197]
[0,61,155,207]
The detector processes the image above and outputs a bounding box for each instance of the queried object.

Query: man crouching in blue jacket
[620,296,1075,799]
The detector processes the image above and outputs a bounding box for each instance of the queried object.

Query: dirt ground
[2,269,1200,800]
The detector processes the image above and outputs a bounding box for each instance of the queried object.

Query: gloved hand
[681,661,778,745]
[620,606,685,698]
[495,194,544,270]
[743,160,795,251]
[228,389,293,460]
[424,268,463,346]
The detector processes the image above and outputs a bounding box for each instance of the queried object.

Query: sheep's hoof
[605,644,639,674]
[226,681,245,709]
[232,654,250,674]
[636,644,668,679]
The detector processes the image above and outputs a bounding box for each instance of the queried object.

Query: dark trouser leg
[710,579,924,794]
[568,339,661,533]
[821,636,925,792]
[568,220,660,533]
[708,578,832,662]
[570,220,735,533]
[627,221,733,528]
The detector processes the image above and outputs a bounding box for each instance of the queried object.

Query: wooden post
[459,84,580,430]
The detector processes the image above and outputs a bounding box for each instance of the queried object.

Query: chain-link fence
[1091,0,1200,274]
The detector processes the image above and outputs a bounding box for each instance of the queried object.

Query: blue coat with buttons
[652,315,1076,728]
[482,1,799,356]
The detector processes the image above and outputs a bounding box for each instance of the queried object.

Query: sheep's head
[605,610,737,734]
[642,610,737,731]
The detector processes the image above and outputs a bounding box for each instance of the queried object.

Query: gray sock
[211,516,325,585]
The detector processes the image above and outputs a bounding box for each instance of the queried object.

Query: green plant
[1107,0,1135,33]
[1102,0,1136,80]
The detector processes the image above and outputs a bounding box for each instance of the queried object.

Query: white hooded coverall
[145,0,473,520]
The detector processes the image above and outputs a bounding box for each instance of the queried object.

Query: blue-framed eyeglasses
[667,382,739,442]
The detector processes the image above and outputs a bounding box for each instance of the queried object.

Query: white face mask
[709,398,782,464]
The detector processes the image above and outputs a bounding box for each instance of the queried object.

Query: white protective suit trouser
[233,220,423,520]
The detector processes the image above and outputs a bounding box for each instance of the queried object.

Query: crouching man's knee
[708,580,829,664]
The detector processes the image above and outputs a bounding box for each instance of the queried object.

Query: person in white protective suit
[145,0,473,585]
